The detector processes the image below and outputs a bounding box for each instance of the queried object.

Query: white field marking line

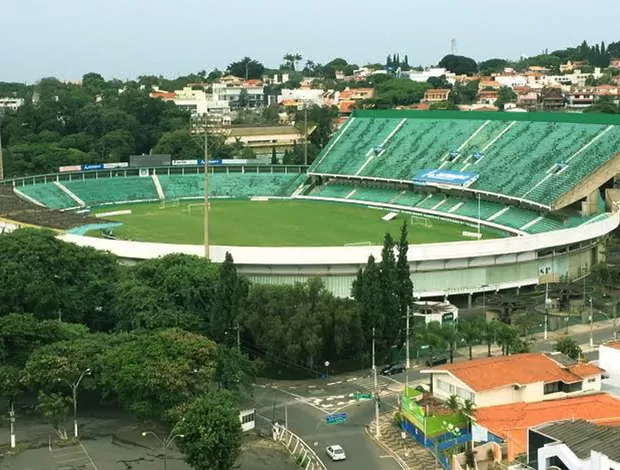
[57,457,90,464]
[267,386,331,415]
[54,450,85,458]
[312,117,356,170]
[355,118,406,176]
[79,441,98,470]
[461,162,471,172]
[440,120,491,163]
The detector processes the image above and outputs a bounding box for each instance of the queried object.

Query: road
[254,381,403,470]
[252,322,617,470]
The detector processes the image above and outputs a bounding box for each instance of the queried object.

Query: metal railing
[272,423,327,470]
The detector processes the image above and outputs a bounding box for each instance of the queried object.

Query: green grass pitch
[90,200,505,246]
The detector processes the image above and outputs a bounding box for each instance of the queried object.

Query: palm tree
[446,394,460,413]
[283,53,303,71]
[293,53,302,71]
[441,323,460,364]
[459,320,480,360]
[304,60,316,77]
[476,317,497,357]
[496,323,519,356]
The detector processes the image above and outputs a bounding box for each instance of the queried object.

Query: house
[211,80,264,109]
[338,88,375,101]
[515,87,539,108]
[223,125,315,154]
[474,393,620,461]
[150,86,231,124]
[528,419,620,470]
[401,68,456,84]
[478,89,499,105]
[423,89,451,103]
[338,100,356,115]
[613,76,620,85]
[478,80,500,90]
[0,97,24,111]
[278,88,333,107]
[422,352,603,407]
[610,58,620,69]
[596,85,620,103]
[540,88,565,109]
[568,87,597,108]
[495,74,528,88]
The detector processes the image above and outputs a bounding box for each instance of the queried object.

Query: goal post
[186,203,210,214]
[159,199,180,209]
[410,215,433,228]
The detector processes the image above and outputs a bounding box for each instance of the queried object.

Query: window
[544,381,561,394]
[588,378,596,383]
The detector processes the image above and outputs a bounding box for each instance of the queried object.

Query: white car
[326,444,346,461]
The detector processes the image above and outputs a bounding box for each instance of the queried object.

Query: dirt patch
[238,434,296,470]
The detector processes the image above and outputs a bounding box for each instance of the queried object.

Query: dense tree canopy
[438,54,478,76]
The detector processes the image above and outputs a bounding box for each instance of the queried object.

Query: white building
[212,82,264,109]
[240,408,256,432]
[400,68,456,84]
[422,352,603,408]
[494,74,528,88]
[546,68,603,87]
[149,86,231,124]
[0,97,24,111]
[278,88,328,107]
[528,420,620,470]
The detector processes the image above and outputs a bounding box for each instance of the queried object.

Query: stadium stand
[18,183,78,209]
[64,177,160,205]
[310,111,620,208]
[158,173,300,199]
[0,185,102,230]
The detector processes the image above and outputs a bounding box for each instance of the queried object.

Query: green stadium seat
[158,173,300,199]
[64,177,159,206]
[18,183,78,209]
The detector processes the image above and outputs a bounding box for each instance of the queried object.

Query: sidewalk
[366,413,435,470]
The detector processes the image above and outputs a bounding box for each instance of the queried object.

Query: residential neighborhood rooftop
[534,419,620,463]
[423,353,603,392]
[475,393,620,456]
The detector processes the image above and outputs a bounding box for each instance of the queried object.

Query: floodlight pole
[0,109,5,181]
[203,116,210,260]
[372,327,380,439]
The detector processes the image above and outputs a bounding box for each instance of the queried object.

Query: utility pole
[544,283,549,340]
[9,402,15,449]
[0,109,5,181]
[203,115,210,260]
[304,103,308,166]
[285,405,288,430]
[372,327,380,439]
[236,322,241,351]
[405,306,411,370]
[589,297,594,348]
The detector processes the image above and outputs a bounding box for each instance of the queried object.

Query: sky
[1,0,620,83]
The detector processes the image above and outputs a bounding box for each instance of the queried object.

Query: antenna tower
[451,38,458,55]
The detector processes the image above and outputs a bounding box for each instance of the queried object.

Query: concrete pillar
[467,293,472,309]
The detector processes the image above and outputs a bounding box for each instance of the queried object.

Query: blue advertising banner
[197,159,223,166]
[81,164,105,171]
[413,169,479,187]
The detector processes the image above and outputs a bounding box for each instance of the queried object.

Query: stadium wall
[349,109,620,125]
[58,210,618,298]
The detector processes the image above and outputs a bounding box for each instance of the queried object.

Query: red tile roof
[427,353,602,392]
[425,88,451,94]
[338,100,356,114]
[150,91,177,100]
[475,393,620,457]
[604,340,620,350]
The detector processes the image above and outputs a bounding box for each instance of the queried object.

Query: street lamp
[57,367,91,438]
[142,418,185,470]
[589,298,594,348]
[324,360,330,382]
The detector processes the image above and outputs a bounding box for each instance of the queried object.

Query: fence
[272,423,327,470]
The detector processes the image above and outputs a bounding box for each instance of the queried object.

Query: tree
[227,57,265,80]
[446,394,460,413]
[99,329,217,421]
[441,323,460,364]
[458,320,479,360]
[379,233,400,347]
[366,79,430,108]
[438,55,478,76]
[494,86,518,110]
[419,322,446,369]
[553,337,582,360]
[495,323,520,356]
[211,253,248,344]
[283,53,303,71]
[478,59,509,75]
[36,391,72,439]
[427,75,452,89]
[271,146,278,165]
[214,346,255,395]
[174,391,242,470]
[241,146,256,160]
[476,318,497,357]
[396,221,413,329]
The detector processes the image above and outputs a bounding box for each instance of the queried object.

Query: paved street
[254,383,403,470]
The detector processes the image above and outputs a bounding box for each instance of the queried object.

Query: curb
[365,423,410,470]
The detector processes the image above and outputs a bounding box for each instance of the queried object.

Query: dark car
[425,355,448,367]
[380,364,406,376]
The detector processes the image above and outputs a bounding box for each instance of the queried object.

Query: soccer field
[90,200,505,246]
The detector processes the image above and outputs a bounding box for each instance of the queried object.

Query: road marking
[380,455,395,459]
[267,387,331,414]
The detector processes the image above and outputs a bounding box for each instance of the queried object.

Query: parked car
[380,363,406,376]
[425,355,448,367]
[326,444,346,461]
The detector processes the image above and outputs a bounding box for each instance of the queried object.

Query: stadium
[1,110,620,302]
